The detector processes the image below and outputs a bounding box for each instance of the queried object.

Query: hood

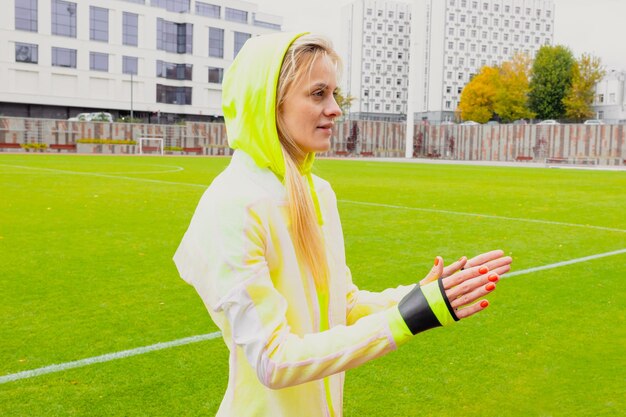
[222,31,315,181]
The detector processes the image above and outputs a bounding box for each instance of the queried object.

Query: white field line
[1,248,624,385]
[338,199,626,234]
[0,163,206,188]
[2,163,623,234]
[0,332,222,384]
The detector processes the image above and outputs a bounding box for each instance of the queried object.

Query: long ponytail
[276,35,340,288]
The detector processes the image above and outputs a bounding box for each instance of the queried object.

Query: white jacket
[174,150,416,416]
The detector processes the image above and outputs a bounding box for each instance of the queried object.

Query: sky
[256,0,626,72]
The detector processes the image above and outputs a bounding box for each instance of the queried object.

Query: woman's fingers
[465,249,505,269]
[441,256,467,278]
[419,256,444,286]
[449,275,498,308]
[442,264,490,290]
[454,300,489,319]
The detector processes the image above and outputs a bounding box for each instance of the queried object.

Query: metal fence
[1,117,624,165]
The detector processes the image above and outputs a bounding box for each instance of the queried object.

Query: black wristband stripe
[397,285,441,335]
[438,279,460,321]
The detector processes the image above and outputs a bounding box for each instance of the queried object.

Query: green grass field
[1,154,625,416]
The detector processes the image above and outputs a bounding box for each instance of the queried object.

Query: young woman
[174,32,512,417]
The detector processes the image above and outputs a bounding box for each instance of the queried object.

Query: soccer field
[1,154,624,416]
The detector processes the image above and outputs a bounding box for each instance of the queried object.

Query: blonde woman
[174,32,512,417]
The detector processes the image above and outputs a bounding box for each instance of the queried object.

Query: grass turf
[0,154,624,416]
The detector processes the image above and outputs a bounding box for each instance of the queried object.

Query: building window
[208,28,224,58]
[399,12,404,19]
[90,52,108,72]
[447,71,452,79]
[122,56,138,75]
[52,0,77,38]
[447,56,453,64]
[449,27,454,36]
[123,12,138,46]
[52,47,77,68]
[367,8,372,15]
[505,5,510,12]
[15,42,38,63]
[446,101,451,109]
[90,7,108,42]
[196,2,220,18]
[208,67,223,83]
[225,7,247,23]
[15,0,38,32]
[151,0,190,13]
[157,60,192,80]
[377,23,383,30]
[366,22,372,30]
[446,86,451,94]
[494,4,499,11]
[458,72,463,80]
[156,84,192,105]
[448,41,453,49]
[157,19,193,54]
[364,76,370,83]
[234,32,251,57]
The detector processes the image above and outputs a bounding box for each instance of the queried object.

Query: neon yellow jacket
[173,32,454,416]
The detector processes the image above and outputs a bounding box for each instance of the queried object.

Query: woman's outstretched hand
[419,249,512,285]
[418,250,513,319]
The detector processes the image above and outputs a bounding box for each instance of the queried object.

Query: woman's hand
[441,264,501,319]
[419,249,512,286]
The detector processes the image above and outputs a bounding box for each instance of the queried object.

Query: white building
[341,0,555,123]
[341,0,412,121]
[593,70,626,123]
[411,0,555,122]
[1,0,281,122]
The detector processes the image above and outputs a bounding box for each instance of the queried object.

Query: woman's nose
[326,96,342,118]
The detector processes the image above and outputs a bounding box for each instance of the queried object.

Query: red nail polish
[480,300,489,308]
[479,266,488,274]
[434,258,439,266]
[488,274,499,282]
[486,283,496,291]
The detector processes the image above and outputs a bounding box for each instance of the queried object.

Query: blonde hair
[276,34,341,288]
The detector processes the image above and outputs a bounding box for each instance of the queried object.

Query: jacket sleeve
[175,199,414,390]
[345,266,415,326]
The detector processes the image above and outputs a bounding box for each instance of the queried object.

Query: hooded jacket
[173,32,455,417]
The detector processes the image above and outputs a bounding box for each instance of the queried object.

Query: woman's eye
[312,90,324,97]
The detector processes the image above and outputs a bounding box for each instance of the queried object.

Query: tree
[563,54,605,121]
[494,53,535,123]
[528,45,575,120]
[458,66,500,123]
[334,88,356,118]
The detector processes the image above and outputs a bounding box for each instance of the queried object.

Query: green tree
[494,53,535,123]
[458,66,500,123]
[563,54,605,121]
[528,45,575,120]
[334,88,356,117]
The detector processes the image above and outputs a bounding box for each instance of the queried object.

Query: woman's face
[280,55,342,154]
